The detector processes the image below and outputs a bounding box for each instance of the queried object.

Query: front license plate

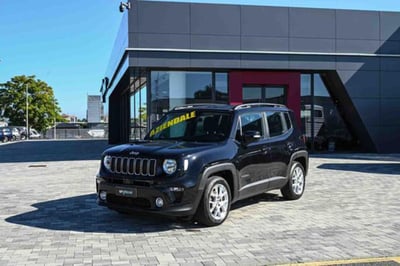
[115,187,137,198]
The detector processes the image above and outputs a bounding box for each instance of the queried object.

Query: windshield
[146,110,233,142]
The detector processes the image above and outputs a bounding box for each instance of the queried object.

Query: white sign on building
[87,95,103,123]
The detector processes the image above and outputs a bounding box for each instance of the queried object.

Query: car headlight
[163,159,177,175]
[103,155,112,171]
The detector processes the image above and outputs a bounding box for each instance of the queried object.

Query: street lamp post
[26,84,29,140]
[54,101,57,140]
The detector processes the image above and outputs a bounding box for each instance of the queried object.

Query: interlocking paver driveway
[0,140,399,265]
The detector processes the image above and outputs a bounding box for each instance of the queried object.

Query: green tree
[0,75,65,132]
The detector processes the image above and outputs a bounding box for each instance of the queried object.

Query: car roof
[171,103,290,112]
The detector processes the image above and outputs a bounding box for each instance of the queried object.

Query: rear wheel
[196,176,231,226]
[281,162,305,200]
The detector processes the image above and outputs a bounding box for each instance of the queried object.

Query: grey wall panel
[190,3,240,35]
[336,39,381,53]
[289,38,335,52]
[134,2,190,34]
[289,8,335,38]
[378,40,400,54]
[240,54,290,69]
[191,35,240,50]
[336,10,380,40]
[288,55,335,70]
[134,34,190,49]
[352,99,380,126]
[130,52,190,68]
[241,37,289,51]
[381,58,400,71]
[371,126,400,152]
[380,12,400,41]
[190,53,241,68]
[380,72,400,97]
[338,70,380,98]
[336,56,380,71]
[241,6,288,37]
[380,99,400,126]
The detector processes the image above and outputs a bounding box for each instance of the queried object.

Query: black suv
[96,104,308,226]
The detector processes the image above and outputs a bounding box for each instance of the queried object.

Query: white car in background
[88,129,105,138]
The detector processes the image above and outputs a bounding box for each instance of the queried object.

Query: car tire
[196,176,231,226]
[3,136,8,143]
[281,162,306,200]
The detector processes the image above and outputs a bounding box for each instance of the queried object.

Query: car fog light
[99,191,107,201]
[155,197,164,208]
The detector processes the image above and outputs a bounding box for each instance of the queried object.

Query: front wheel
[196,176,231,226]
[281,162,306,200]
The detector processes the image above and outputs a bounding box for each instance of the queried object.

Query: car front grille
[109,157,157,176]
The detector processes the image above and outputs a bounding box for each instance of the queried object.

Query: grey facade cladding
[108,0,400,152]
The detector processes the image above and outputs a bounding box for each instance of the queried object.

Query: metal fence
[43,128,109,140]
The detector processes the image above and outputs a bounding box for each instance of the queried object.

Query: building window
[300,73,358,152]
[242,85,286,104]
[150,71,228,126]
[215,73,228,102]
[130,74,147,141]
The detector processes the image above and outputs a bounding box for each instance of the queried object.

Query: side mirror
[243,130,261,143]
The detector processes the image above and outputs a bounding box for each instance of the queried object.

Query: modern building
[100,0,400,153]
[87,95,103,123]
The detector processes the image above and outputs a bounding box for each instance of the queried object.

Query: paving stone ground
[0,140,399,265]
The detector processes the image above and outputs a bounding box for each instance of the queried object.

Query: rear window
[266,111,292,137]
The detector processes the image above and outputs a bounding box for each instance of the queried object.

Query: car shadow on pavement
[5,193,201,233]
[6,193,284,233]
[317,163,400,175]
[231,192,284,211]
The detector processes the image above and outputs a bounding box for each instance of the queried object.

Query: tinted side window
[284,112,292,131]
[266,111,284,137]
[236,113,264,141]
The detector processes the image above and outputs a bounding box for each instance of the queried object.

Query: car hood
[103,140,223,158]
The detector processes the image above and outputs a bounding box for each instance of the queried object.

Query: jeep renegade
[96,103,308,226]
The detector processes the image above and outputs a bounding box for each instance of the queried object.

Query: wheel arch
[289,150,309,176]
[200,163,239,202]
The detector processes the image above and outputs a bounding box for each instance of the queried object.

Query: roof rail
[172,103,229,111]
[234,103,287,110]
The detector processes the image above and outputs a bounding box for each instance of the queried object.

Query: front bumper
[96,177,202,217]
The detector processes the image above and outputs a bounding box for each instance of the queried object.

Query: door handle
[262,147,271,153]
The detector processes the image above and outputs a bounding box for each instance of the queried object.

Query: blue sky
[1,0,399,119]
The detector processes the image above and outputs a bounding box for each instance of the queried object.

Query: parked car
[96,103,309,226]
[19,127,41,139]
[29,128,41,139]
[0,127,13,142]
[10,128,21,140]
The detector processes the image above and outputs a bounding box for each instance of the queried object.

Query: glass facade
[125,69,358,152]
[150,71,228,127]
[300,73,359,152]
[129,74,147,140]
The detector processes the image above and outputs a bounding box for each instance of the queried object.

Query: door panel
[234,112,270,199]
